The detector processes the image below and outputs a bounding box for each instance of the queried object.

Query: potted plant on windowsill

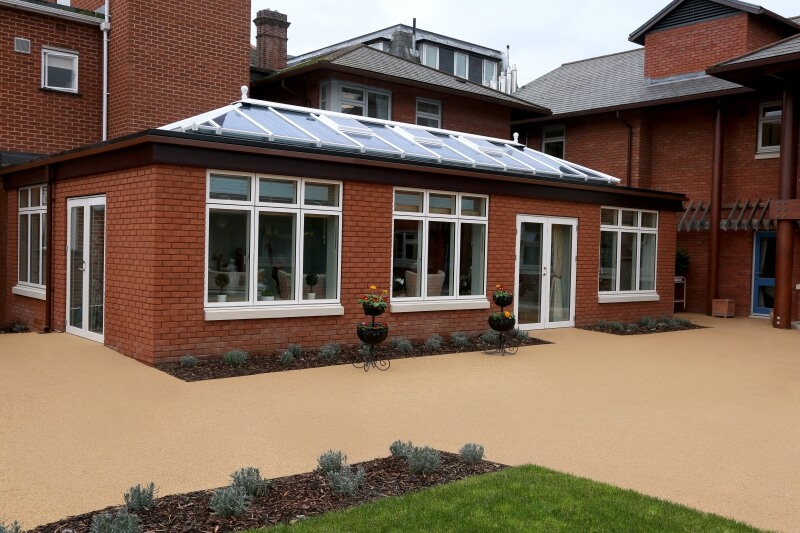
[305,272,319,300]
[214,273,230,303]
[259,285,275,301]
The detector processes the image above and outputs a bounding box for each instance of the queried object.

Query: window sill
[598,292,659,304]
[390,299,490,313]
[12,285,46,300]
[205,304,344,321]
[755,152,780,160]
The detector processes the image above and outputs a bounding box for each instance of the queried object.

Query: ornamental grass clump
[318,343,341,362]
[424,333,443,350]
[223,349,248,366]
[459,443,485,465]
[451,332,470,349]
[638,316,657,329]
[179,355,199,367]
[389,439,414,458]
[317,450,347,476]
[480,329,499,343]
[407,446,441,474]
[280,343,302,365]
[209,486,249,518]
[606,321,625,334]
[514,328,530,341]
[90,509,142,533]
[326,464,365,496]
[0,521,22,533]
[123,482,156,511]
[389,337,414,353]
[231,467,270,497]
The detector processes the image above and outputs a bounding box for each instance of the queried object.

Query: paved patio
[0,314,798,532]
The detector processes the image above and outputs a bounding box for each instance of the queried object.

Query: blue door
[752,232,776,316]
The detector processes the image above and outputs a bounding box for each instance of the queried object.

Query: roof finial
[513,132,519,143]
[241,85,249,100]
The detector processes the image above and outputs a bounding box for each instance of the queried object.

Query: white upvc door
[66,196,106,342]
[514,215,577,330]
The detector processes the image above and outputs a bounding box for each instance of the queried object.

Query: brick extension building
[515,0,800,325]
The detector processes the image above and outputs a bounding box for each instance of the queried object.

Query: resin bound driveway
[0,314,798,532]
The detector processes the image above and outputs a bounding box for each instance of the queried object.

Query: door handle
[78,260,85,272]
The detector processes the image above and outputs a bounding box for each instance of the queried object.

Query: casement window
[392,189,488,309]
[455,52,468,79]
[422,43,438,69]
[205,171,342,318]
[16,185,48,299]
[416,98,441,128]
[482,60,497,86]
[598,207,658,302]
[542,124,565,159]
[42,48,78,92]
[757,102,781,154]
[319,81,391,120]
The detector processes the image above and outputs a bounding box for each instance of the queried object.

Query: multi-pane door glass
[88,205,105,335]
[518,222,543,325]
[69,206,85,329]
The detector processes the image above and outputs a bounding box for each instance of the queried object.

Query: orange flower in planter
[504,310,511,318]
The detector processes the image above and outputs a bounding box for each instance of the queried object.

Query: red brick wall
[257,71,514,139]
[644,14,793,80]
[69,1,104,11]
[7,163,677,362]
[106,0,251,138]
[0,6,102,154]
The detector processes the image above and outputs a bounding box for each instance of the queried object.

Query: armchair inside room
[277,270,293,300]
[303,274,327,299]
[404,270,446,297]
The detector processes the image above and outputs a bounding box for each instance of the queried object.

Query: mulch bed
[30,452,507,533]
[581,319,704,336]
[158,334,551,382]
[0,323,29,334]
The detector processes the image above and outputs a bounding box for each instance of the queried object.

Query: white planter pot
[307,293,316,300]
[259,295,275,301]
[217,295,227,302]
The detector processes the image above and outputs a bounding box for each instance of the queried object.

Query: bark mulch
[581,318,704,336]
[158,333,551,382]
[0,323,29,334]
[30,452,507,533]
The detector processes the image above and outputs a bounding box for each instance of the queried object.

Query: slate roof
[514,48,743,118]
[257,45,548,115]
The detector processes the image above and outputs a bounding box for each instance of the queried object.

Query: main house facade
[515,0,800,326]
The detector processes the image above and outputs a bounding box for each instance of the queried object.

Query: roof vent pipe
[412,18,417,56]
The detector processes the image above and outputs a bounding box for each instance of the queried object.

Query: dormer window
[422,43,438,69]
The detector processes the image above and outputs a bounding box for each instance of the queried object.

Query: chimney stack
[254,9,290,71]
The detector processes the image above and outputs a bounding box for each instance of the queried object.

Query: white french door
[66,196,106,342]
[514,215,577,329]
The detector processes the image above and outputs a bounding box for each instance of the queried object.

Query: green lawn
[248,465,767,533]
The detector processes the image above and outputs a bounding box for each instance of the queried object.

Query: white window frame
[454,51,468,79]
[598,207,659,303]
[421,43,439,69]
[319,81,391,120]
[41,47,78,93]
[542,124,565,159]
[391,188,490,313]
[416,98,442,128]
[482,59,498,86]
[14,185,48,300]
[204,170,344,320]
[757,101,781,154]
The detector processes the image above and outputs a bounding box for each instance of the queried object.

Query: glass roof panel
[327,116,373,136]
[423,136,474,165]
[211,110,267,135]
[277,110,361,149]
[505,146,562,175]
[393,126,443,145]
[366,124,438,160]
[238,106,316,143]
[435,135,505,168]
[347,132,402,154]
[518,148,580,176]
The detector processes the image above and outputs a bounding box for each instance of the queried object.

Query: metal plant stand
[485,293,518,356]
[484,329,518,356]
[354,303,390,372]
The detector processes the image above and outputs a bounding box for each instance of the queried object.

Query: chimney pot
[254,8,290,71]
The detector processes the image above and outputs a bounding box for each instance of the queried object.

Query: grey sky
[250,0,800,84]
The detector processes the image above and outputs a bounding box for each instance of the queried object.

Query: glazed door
[66,196,106,342]
[752,232,775,316]
[514,216,577,329]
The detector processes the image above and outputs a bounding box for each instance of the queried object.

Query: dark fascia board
[510,85,752,125]
[0,129,685,211]
[628,0,800,45]
[707,46,800,88]
[252,61,550,118]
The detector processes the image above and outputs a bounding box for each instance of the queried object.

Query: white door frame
[513,215,578,330]
[66,195,106,343]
